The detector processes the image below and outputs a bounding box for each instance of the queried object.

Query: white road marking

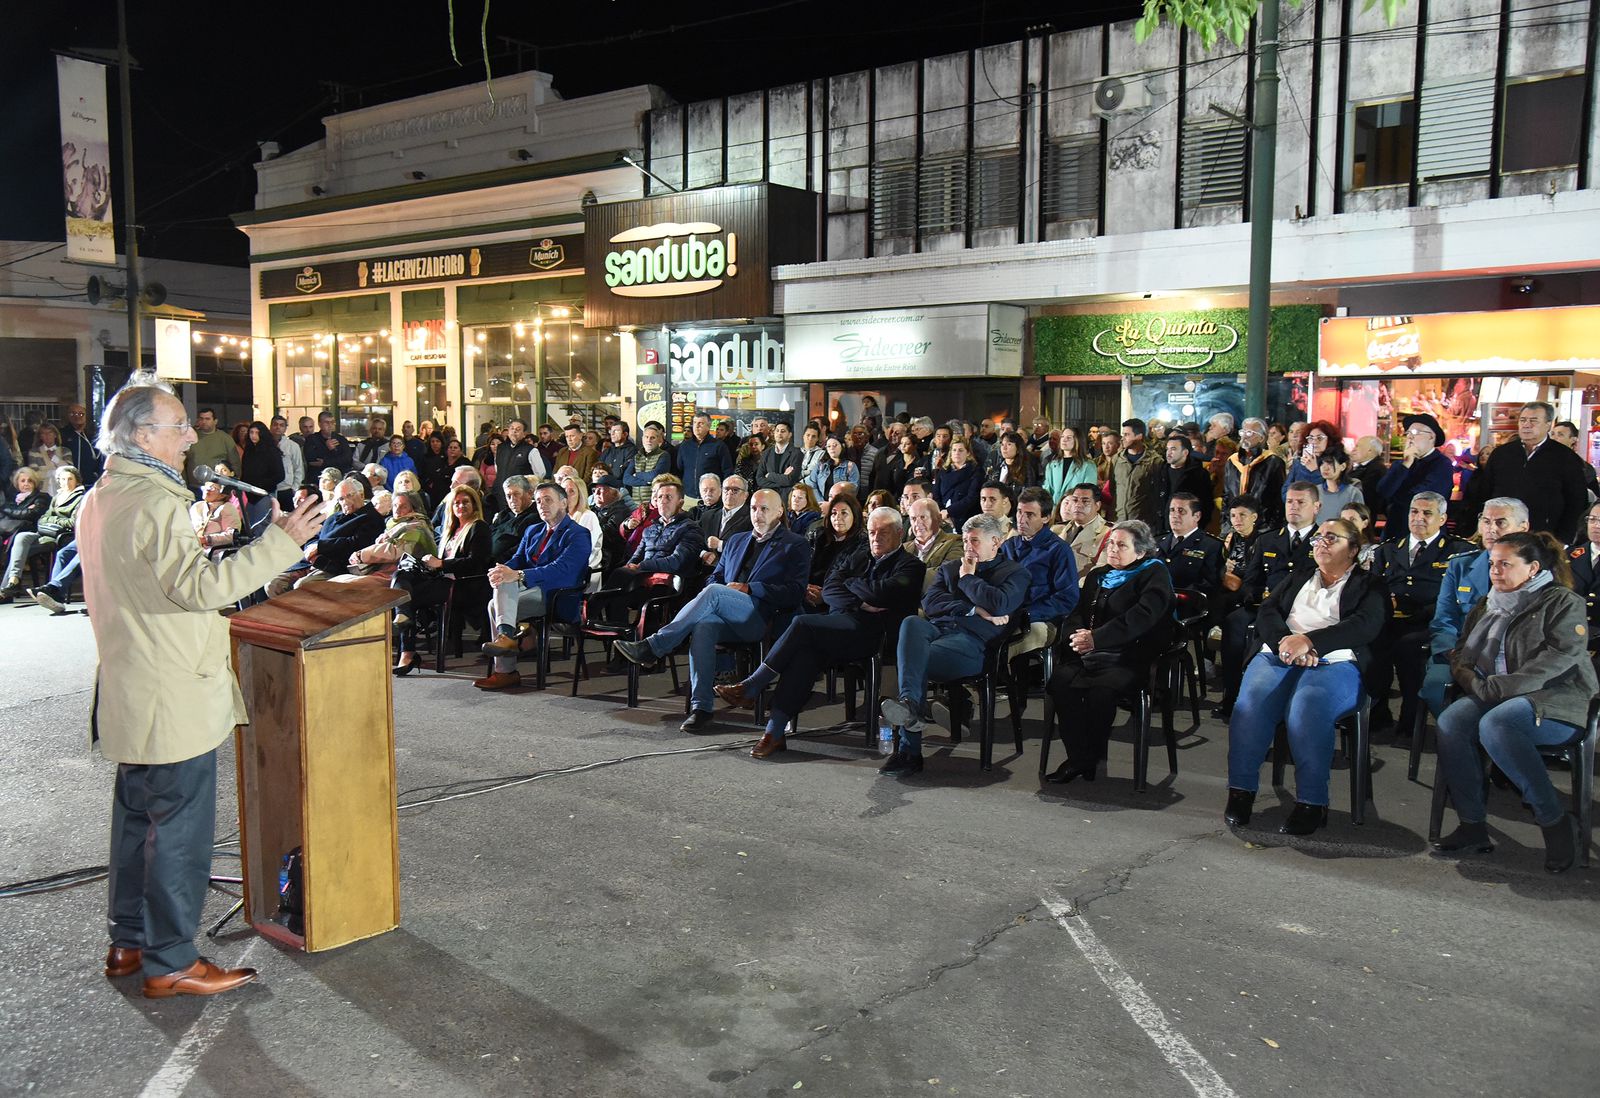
[137,940,259,1098]
[1041,890,1239,1098]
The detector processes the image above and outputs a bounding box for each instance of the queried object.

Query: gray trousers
[489,580,546,672]
[107,750,218,976]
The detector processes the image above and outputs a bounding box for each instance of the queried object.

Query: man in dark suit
[615,489,811,732]
[1214,481,1320,718]
[698,474,752,570]
[1155,434,1214,532]
[1158,492,1224,604]
[1567,501,1600,654]
[1468,401,1591,543]
[1365,490,1475,735]
[714,505,924,757]
[1376,414,1454,528]
[488,475,540,562]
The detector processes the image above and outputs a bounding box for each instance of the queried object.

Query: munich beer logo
[528,238,565,271]
[294,266,323,294]
[603,221,737,299]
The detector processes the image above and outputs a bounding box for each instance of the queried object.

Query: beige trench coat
[77,455,305,764]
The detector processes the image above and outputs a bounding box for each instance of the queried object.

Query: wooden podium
[228,581,408,952]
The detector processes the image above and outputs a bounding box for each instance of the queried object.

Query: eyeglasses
[140,420,192,432]
[1310,533,1350,546]
[723,486,747,494]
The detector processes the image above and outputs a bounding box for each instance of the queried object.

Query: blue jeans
[648,583,766,711]
[1419,653,1451,719]
[1436,695,1582,828]
[38,540,81,598]
[895,615,985,711]
[1227,651,1361,806]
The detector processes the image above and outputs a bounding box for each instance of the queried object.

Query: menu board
[670,391,698,442]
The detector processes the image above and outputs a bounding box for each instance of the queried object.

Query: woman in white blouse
[554,465,604,591]
[1223,517,1388,836]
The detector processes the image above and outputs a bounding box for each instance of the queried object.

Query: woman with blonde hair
[391,484,491,674]
[554,464,604,590]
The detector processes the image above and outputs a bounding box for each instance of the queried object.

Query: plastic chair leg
[570,638,584,697]
[1408,704,1428,782]
[979,680,995,771]
[1133,690,1151,792]
[1351,705,1370,825]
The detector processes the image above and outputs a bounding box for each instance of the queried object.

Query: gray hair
[699,472,722,490]
[503,474,533,493]
[912,416,935,433]
[1207,412,1235,433]
[867,505,904,531]
[1410,491,1449,510]
[1483,496,1530,525]
[396,490,426,516]
[962,513,1006,540]
[1111,519,1160,558]
[1240,417,1268,436]
[364,462,387,484]
[97,373,176,458]
[451,466,482,489]
[723,474,749,492]
[336,476,369,502]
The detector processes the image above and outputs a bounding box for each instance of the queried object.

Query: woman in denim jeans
[1432,531,1596,873]
[1224,517,1388,836]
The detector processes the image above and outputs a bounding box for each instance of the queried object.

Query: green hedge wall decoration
[1033,304,1324,376]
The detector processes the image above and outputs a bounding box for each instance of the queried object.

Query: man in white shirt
[270,415,305,508]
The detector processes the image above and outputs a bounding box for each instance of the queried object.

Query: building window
[971,147,1021,231]
[918,151,968,235]
[334,331,391,437]
[1180,119,1248,207]
[1351,98,1415,189]
[463,314,620,432]
[1042,134,1101,224]
[1502,73,1585,172]
[870,159,917,238]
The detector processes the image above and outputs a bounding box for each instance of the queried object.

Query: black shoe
[879,697,928,735]
[392,659,416,677]
[1210,702,1233,720]
[680,709,715,733]
[1431,822,1494,856]
[877,750,923,777]
[1279,802,1328,836]
[1541,813,1580,874]
[613,639,656,666]
[1224,788,1256,827]
[1044,761,1096,785]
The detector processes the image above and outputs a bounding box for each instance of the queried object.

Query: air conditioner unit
[1093,74,1153,117]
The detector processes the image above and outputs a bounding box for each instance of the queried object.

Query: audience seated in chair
[612,474,707,588]
[802,494,865,610]
[331,490,437,583]
[265,477,384,595]
[905,496,961,591]
[0,466,50,578]
[474,480,592,691]
[1432,531,1596,873]
[1001,486,1080,704]
[392,484,492,674]
[1224,517,1389,836]
[714,505,924,757]
[1045,519,1176,784]
[1157,492,1223,604]
[614,488,811,732]
[2,465,85,599]
[1053,484,1113,583]
[878,513,1030,777]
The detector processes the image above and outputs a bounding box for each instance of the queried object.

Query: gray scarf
[1461,570,1554,677]
[122,448,187,489]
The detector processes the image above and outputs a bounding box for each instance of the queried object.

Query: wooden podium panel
[231,583,407,952]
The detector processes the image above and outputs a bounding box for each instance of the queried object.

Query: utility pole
[116,0,142,370]
[1244,0,1280,420]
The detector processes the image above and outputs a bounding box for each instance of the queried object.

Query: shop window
[971,147,1021,231]
[870,158,917,238]
[275,336,333,427]
[335,331,391,437]
[1180,119,1248,207]
[1351,98,1414,189]
[918,151,968,235]
[1502,73,1585,172]
[1042,134,1101,224]
[463,314,620,431]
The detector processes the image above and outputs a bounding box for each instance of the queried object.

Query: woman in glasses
[1223,517,1388,836]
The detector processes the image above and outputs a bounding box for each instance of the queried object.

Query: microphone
[192,465,271,498]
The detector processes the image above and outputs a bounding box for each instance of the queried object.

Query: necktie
[1409,540,1421,566]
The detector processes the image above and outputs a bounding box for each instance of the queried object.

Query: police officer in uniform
[1366,490,1474,737]
[1158,492,1224,602]
[1566,500,1600,655]
[1213,481,1321,718]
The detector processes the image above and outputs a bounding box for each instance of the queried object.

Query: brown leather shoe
[479,633,519,654]
[750,733,787,759]
[142,958,257,999]
[105,945,142,978]
[473,670,523,690]
[715,682,756,709]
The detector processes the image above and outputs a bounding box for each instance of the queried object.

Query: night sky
[4,1,1140,266]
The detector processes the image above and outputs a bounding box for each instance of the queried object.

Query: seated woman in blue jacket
[805,435,860,499]
[933,436,982,533]
[1432,531,1597,873]
[1224,516,1388,836]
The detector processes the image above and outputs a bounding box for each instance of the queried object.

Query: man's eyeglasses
[140,420,191,432]
[723,485,747,494]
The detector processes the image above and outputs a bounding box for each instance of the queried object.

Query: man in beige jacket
[78,378,324,999]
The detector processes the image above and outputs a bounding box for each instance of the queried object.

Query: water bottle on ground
[878,721,894,755]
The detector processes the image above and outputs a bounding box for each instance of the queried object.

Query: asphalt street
[1,606,1596,1097]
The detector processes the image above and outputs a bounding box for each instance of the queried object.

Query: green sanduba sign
[1033,305,1322,375]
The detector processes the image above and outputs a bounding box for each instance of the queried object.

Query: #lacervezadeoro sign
[583,183,817,329]
[258,234,583,300]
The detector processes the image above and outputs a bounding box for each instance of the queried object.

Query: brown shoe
[473,670,523,690]
[715,682,756,709]
[105,945,142,978]
[750,733,788,759]
[480,633,519,654]
[142,958,257,999]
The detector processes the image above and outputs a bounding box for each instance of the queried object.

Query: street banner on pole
[155,319,193,381]
[56,56,117,265]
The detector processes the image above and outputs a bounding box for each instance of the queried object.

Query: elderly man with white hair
[879,513,1031,776]
[265,476,385,595]
[77,375,324,998]
[715,506,926,757]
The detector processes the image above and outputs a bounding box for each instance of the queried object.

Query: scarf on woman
[1099,555,1161,590]
[1459,570,1554,677]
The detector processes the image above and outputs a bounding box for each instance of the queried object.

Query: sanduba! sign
[603,222,739,298]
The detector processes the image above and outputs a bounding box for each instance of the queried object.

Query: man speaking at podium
[77,377,325,999]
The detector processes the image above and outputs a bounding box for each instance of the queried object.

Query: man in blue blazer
[1419,497,1528,719]
[476,481,592,691]
[616,488,811,730]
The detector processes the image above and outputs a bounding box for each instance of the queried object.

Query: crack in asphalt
[724,898,1045,1084]
[1062,828,1224,917]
